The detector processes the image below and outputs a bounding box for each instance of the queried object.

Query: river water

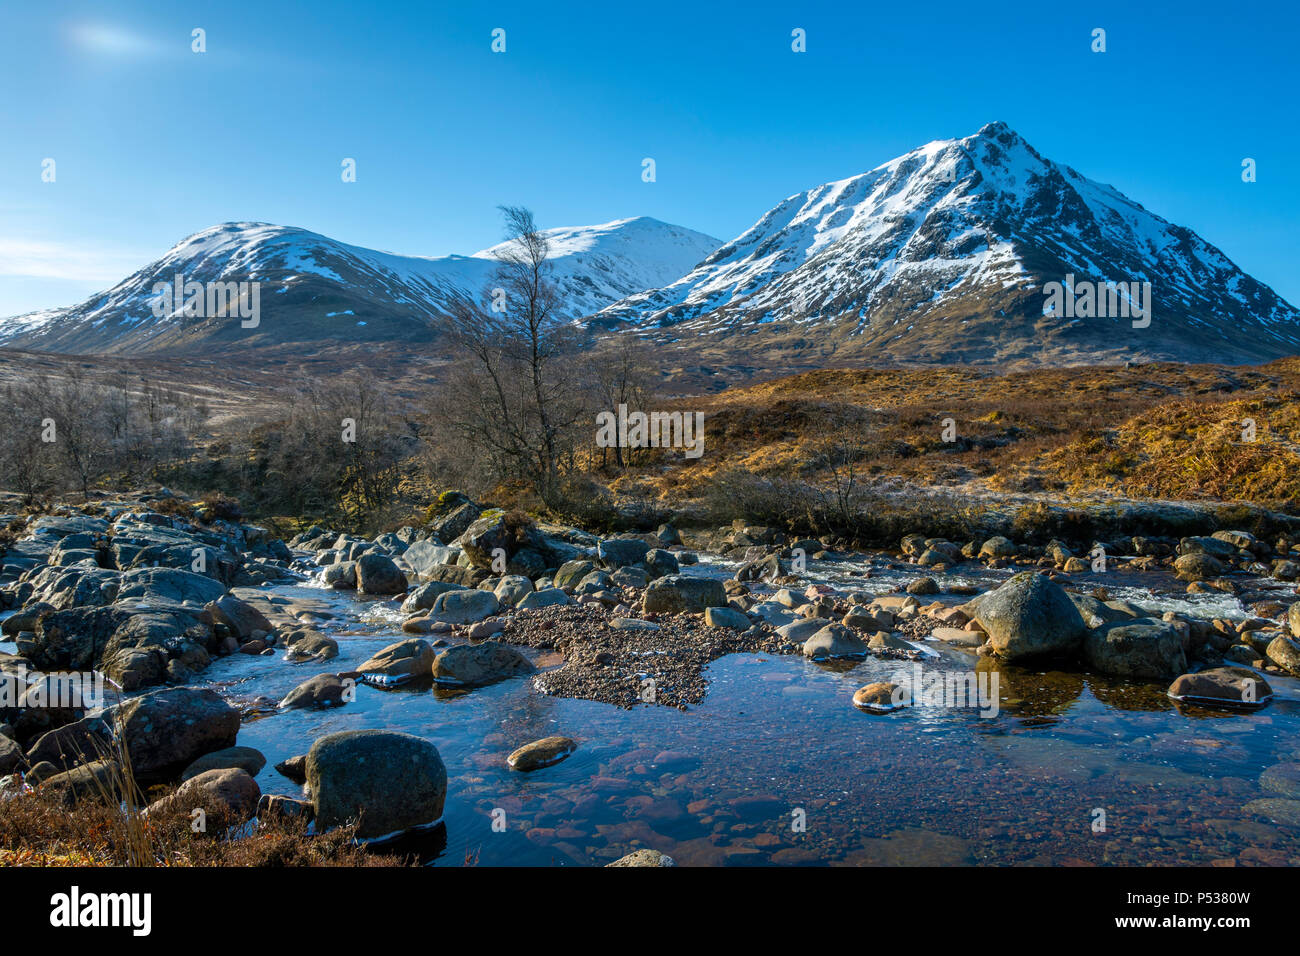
[186,552,1300,866]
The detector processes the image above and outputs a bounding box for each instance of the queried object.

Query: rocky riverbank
[3,487,1300,863]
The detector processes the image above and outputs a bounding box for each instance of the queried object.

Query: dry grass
[600,359,1300,511]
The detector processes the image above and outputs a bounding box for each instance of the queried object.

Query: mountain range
[4,122,1297,368]
[0,218,721,354]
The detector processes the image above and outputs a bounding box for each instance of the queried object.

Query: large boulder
[458,512,529,569]
[355,638,437,685]
[1083,620,1187,679]
[431,642,535,687]
[356,553,408,595]
[642,575,728,614]
[116,687,241,783]
[430,589,499,624]
[306,730,447,839]
[969,573,1086,662]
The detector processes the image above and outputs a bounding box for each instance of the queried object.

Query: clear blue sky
[2,0,1296,316]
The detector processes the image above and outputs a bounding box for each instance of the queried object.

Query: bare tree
[439,205,585,507]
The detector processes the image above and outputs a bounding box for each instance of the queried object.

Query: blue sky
[2,0,1296,316]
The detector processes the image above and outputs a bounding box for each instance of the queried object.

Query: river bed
[183,552,1300,866]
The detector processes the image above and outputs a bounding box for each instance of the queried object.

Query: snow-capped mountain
[593,122,1300,366]
[0,217,721,354]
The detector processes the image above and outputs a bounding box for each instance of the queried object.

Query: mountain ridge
[592,121,1300,367]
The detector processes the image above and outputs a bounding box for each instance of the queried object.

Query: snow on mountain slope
[594,122,1300,366]
[0,217,721,354]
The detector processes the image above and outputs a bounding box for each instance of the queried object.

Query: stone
[356,638,436,685]
[1167,667,1273,710]
[25,716,112,771]
[1266,634,1300,676]
[322,561,357,589]
[155,768,261,819]
[598,538,651,569]
[356,553,408,595]
[1083,620,1187,680]
[853,682,905,713]
[642,575,728,614]
[704,606,751,630]
[507,736,577,771]
[517,588,574,610]
[493,575,534,607]
[802,624,867,660]
[431,642,534,687]
[115,567,226,607]
[1260,763,1300,800]
[275,754,308,784]
[609,618,661,631]
[280,673,349,709]
[978,536,1017,559]
[204,595,273,641]
[116,687,241,783]
[930,626,982,647]
[643,549,680,579]
[430,588,500,624]
[180,745,267,781]
[400,580,466,614]
[306,730,447,839]
[606,848,675,867]
[969,573,1086,662]
[554,560,597,589]
[281,629,339,662]
[1174,553,1226,582]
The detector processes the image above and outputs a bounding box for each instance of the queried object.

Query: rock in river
[507,736,577,771]
[1083,619,1187,680]
[968,572,1086,662]
[356,553,408,595]
[280,673,349,710]
[355,638,436,686]
[853,682,906,713]
[431,642,534,687]
[306,729,447,839]
[803,624,867,660]
[1166,667,1273,710]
